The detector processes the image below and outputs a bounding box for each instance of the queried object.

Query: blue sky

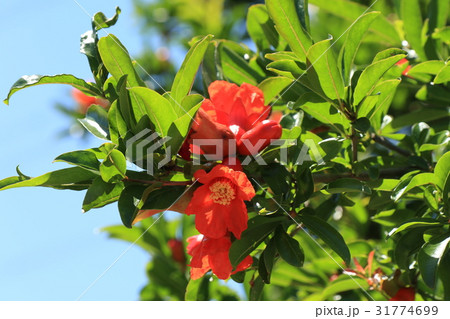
[0,0,154,300]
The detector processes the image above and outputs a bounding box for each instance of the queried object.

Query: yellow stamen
[209,178,236,205]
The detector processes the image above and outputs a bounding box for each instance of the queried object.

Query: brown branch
[371,133,412,157]
[312,167,416,184]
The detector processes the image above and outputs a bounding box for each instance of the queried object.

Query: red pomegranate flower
[168,239,186,267]
[72,88,110,114]
[186,165,255,239]
[186,234,253,280]
[189,81,282,158]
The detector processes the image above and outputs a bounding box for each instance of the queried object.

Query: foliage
[2,0,450,301]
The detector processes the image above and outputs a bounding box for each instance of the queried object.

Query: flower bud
[237,120,282,155]
[168,239,186,266]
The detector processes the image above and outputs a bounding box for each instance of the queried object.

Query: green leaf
[258,76,293,104]
[108,100,129,146]
[353,54,406,106]
[118,185,147,228]
[339,12,380,85]
[434,151,450,196]
[171,35,212,106]
[266,0,312,61]
[249,276,265,301]
[296,93,348,134]
[93,6,121,31]
[185,277,210,301]
[229,216,285,267]
[247,4,282,52]
[418,233,450,289]
[4,74,101,105]
[295,0,310,33]
[392,173,438,201]
[300,214,351,264]
[266,59,305,79]
[100,149,127,183]
[407,61,446,77]
[0,167,97,191]
[325,178,371,195]
[140,186,187,210]
[306,39,345,102]
[388,219,443,238]
[394,229,426,269]
[166,95,203,153]
[98,34,145,87]
[320,277,369,300]
[82,177,124,212]
[400,0,427,61]
[293,165,314,206]
[438,250,450,300]
[309,0,400,45]
[352,117,371,133]
[434,64,450,84]
[54,150,100,171]
[219,41,264,85]
[129,87,178,140]
[275,227,304,267]
[382,107,450,133]
[259,237,277,284]
[78,104,110,140]
[261,163,290,195]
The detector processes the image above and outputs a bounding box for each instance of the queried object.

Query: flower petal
[225,199,248,239]
[234,255,253,273]
[209,251,233,280]
[230,170,256,201]
[185,185,214,216]
[195,204,228,239]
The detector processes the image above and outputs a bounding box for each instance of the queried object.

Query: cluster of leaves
[1,0,449,300]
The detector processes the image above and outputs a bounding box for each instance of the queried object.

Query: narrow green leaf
[275,227,304,267]
[0,167,97,191]
[260,237,277,284]
[306,39,345,102]
[325,178,371,195]
[219,42,264,85]
[118,185,147,228]
[185,277,210,301]
[392,173,437,201]
[54,150,100,171]
[339,12,380,85]
[82,177,124,212]
[293,165,314,206]
[394,229,426,269]
[418,234,450,289]
[247,4,282,51]
[434,151,450,192]
[353,54,406,106]
[249,276,265,301]
[98,34,145,87]
[129,87,178,139]
[257,76,293,104]
[407,61,446,77]
[320,277,369,300]
[229,216,285,267]
[438,250,450,300]
[300,214,351,264]
[382,107,449,133]
[4,74,101,105]
[388,219,443,238]
[266,0,312,61]
[434,64,450,84]
[171,35,212,106]
[100,149,127,183]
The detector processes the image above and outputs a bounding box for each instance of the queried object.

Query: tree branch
[371,133,412,157]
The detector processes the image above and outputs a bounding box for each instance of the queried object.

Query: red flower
[72,88,110,114]
[186,234,253,280]
[389,287,415,301]
[168,239,186,266]
[186,165,255,239]
[395,58,412,78]
[189,81,282,158]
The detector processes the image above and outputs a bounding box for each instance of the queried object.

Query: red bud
[237,120,282,155]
